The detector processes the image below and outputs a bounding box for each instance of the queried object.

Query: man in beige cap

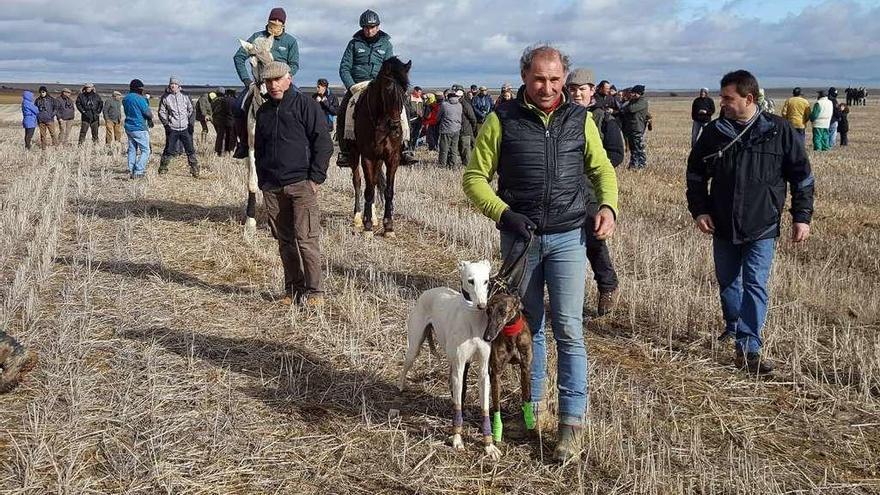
[254,61,333,307]
[103,91,124,151]
[56,88,76,145]
[566,67,624,315]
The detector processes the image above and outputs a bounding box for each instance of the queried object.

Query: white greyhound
[398,260,502,461]
[237,36,274,233]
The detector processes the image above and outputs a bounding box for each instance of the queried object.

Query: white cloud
[0,0,877,89]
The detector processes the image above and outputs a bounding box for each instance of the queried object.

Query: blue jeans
[794,127,806,146]
[501,227,588,426]
[828,121,838,148]
[126,130,150,176]
[713,237,777,354]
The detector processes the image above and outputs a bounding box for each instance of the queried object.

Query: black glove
[498,209,536,239]
[147,118,154,129]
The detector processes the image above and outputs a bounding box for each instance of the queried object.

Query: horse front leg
[245,114,258,233]
[382,159,398,238]
[362,158,376,236]
[351,158,363,231]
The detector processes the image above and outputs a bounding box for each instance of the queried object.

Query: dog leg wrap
[453,409,463,434]
[523,402,536,430]
[492,411,503,443]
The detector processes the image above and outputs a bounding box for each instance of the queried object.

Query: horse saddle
[343,81,409,142]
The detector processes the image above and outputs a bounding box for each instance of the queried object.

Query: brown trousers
[58,119,73,145]
[38,122,58,149]
[105,121,123,144]
[263,181,323,295]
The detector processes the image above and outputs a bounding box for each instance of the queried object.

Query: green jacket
[619,97,649,133]
[338,30,393,90]
[462,96,619,223]
[234,30,299,84]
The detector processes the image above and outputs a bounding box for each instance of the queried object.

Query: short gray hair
[520,43,570,74]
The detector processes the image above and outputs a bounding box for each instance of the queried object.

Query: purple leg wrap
[453,409,463,427]
[481,415,492,437]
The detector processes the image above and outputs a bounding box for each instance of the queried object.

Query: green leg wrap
[492,411,503,443]
[523,402,536,430]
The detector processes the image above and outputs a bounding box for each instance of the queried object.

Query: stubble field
[0,97,878,494]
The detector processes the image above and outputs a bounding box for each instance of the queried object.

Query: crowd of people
[693,86,857,151]
[406,79,653,170]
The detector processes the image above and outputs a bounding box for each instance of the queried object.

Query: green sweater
[462,101,619,223]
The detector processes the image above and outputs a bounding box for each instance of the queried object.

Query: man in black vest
[463,44,619,463]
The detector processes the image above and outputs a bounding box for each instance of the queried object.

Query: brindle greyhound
[485,291,533,443]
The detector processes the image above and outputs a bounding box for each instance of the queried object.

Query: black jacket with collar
[691,96,715,123]
[255,89,333,190]
[686,110,814,244]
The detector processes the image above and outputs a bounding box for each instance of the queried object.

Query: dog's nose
[477,304,487,310]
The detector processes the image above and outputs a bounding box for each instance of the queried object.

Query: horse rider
[335,10,415,166]
[231,7,300,159]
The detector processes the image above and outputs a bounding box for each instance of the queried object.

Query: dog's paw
[484,444,502,461]
[450,434,465,450]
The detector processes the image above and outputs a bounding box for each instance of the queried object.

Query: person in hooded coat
[21,90,38,150]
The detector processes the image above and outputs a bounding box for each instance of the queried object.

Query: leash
[490,233,534,297]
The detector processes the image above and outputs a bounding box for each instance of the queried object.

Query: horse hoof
[244,217,257,233]
[353,212,363,230]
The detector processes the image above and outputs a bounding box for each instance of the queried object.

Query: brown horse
[349,57,411,238]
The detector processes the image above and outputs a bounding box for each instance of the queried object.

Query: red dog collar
[502,315,524,337]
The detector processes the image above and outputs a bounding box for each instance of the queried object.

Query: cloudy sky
[1,0,878,89]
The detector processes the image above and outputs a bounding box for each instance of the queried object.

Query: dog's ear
[458,260,468,274]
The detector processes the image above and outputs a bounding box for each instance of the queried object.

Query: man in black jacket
[76,83,103,145]
[313,78,340,137]
[256,61,333,307]
[567,67,623,315]
[687,70,814,374]
[691,87,715,146]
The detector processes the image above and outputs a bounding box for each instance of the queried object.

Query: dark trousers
[78,119,99,144]
[427,125,440,151]
[24,127,35,149]
[161,128,198,173]
[438,132,460,167]
[585,215,618,293]
[840,131,848,146]
[408,116,422,151]
[213,122,236,155]
[458,132,474,166]
[794,127,806,146]
[263,181,323,295]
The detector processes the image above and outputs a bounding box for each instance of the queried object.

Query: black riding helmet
[359,9,380,27]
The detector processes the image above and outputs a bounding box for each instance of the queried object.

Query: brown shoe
[597,288,619,316]
[734,350,774,374]
[303,293,325,308]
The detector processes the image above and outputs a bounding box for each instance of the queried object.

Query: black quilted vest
[496,89,588,234]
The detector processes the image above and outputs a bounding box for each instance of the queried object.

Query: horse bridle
[373,72,405,134]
